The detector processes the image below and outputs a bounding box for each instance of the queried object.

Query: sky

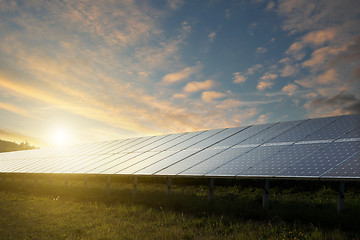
[0,0,359,147]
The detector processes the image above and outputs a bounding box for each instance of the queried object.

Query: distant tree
[0,139,38,153]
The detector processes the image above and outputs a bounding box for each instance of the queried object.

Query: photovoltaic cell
[166,129,224,151]
[207,145,285,177]
[240,142,327,177]
[140,128,248,175]
[322,151,360,179]
[154,148,225,176]
[301,115,360,141]
[134,150,200,175]
[267,117,336,143]
[276,141,360,178]
[109,151,176,175]
[149,131,205,152]
[238,120,304,146]
[180,147,253,176]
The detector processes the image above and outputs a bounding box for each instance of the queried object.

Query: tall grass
[0,173,359,239]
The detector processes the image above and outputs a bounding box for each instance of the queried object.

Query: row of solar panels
[0,114,359,180]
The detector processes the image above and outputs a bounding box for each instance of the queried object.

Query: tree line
[0,139,38,153]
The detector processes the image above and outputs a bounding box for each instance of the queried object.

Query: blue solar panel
[181,147,253,176]
[301,115,360,141]
[207,145,285,177]
[155,148,225,176]
[322,151,360,179]
[276,141,360,178]
[238,120,304,145]
[267,117,336,143]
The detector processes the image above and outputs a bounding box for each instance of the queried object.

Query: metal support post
[208,178,214,201]
[337,181,345,213]
[167,177,172,196]
[84,175,88,189]
[263,179,270,210]
[107,176,111,197]
[133,176,138,198]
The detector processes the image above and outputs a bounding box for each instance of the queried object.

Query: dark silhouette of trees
[0,139,38,153]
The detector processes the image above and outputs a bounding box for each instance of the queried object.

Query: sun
[50,126,70,146]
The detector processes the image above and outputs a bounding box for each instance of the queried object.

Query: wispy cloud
[201,91,226,102]
[162,65,200,84]
[184,80,215,93]
[232,72,246,84]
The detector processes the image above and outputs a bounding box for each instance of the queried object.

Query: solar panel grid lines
[85,132,204,175]
[148,131,206,152]
[322,151,360,179]
[50,139,145,174]
[276,141,360,178]
[139,128,248,176]
[153,127,251,176]
[239,115,359,178]
[23,141,115,174]
[125,128,231,175]
[178,123,278,176]
[131,133,187,153]
[3,144,85,173]
[205,120,309,177]
[319,150,360,179]
[72,154,127,174]
[118,135,167,153]
[274,118,360,179]
[301,114,360,142]
[96,130,211,175]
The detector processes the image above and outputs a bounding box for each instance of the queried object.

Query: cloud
[201,91,226,102]
[281,83,298,96]
[184,80,215,93]
[307,92,360,116]
[162,65,199,84]
[260,73,277,81]
[0,101,36,119]
[257,73,277,91]
[256,47,267,55]
[247,64,263,75]
[265,1,275,11]
[167,0,184,10]
[208,31,216,42]
[225,9,231,19]
[257,81,274,91]
[232,72,246,84]
[257,114,269,123]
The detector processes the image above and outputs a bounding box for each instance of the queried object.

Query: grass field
[0,174,359,239]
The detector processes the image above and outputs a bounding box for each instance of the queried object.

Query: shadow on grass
[1,174,360,235]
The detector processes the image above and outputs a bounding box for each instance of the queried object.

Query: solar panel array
[0,114,359,180]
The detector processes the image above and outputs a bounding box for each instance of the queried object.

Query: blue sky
[0,0,359,146]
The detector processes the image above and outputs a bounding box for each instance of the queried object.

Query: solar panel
[276,141,360,178]
[154,148,225,176]
[240,142,327,177]
[322,151,360,179]
[137,127,249,175]
[207,145,285,177]
[0,114,358,181]
[301,115,360,141]
[180,147,253,176]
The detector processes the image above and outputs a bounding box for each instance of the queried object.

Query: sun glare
[50,127,70,146]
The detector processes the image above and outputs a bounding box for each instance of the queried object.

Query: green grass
[0,174,359,239]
